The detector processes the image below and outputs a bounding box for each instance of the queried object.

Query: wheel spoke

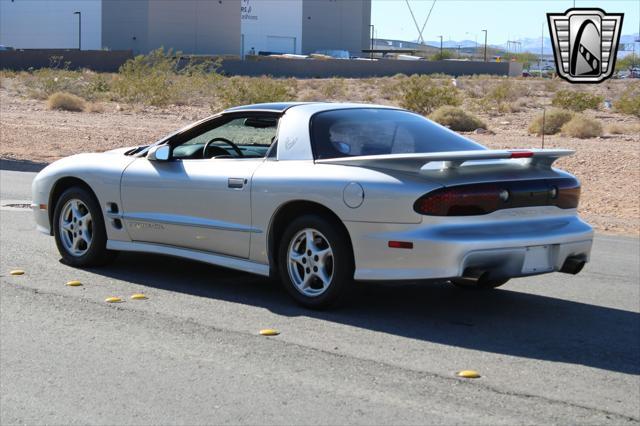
[316,268,331,287]
[289,252,305,266]
[62,220,74,232]
[305,229,316,252]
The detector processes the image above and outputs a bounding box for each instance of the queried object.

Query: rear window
[310,108,485,160]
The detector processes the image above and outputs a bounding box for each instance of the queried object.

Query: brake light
[510,150,534,158]
[414,178,580,216]
[414,184,503,216]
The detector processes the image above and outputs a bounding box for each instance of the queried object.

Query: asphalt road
[1,169,639,425]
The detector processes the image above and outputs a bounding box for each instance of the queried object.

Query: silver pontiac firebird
[32,102,593,308]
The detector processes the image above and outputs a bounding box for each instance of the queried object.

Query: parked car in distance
[32,102,593,308]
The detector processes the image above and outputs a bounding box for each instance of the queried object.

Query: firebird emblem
[547,8,623,83]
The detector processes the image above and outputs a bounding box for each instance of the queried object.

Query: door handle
[227,178,246,189]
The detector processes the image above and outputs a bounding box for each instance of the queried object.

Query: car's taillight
[414,178,580,216]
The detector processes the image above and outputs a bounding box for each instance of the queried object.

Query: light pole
[438,35,443,58]
[481,29,488,62]
[73,11,81,50]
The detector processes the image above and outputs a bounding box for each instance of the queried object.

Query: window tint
[311,109,485,160]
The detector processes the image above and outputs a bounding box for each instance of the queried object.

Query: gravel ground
[1,85,638,235]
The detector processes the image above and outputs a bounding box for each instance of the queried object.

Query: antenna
[541,108,546,149]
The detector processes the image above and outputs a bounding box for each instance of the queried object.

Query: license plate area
[522,245,553,274]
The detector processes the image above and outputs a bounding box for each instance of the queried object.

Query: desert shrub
[528,108,573,135]
[85,102,105,113]
[319,78,346,99]
[215,76,296,109]
[429,106,486,131]
[560,114,603,138]
[112,48,222,106]
[606,122,640,135]
[22,68,85,99]
[614,83,640,118]
[397,74,461,115]
[485,80,527,103]
[551,89,603,112]
[46,92,85,112]
[112,48,179,106]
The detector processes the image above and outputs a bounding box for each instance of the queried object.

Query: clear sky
[372,0,640,44]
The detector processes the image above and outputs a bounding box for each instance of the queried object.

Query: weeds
[46,92,85,112]
[528,109,573,135]
[561,114,603,138]
[214,76,296,109]
[614,83,640,118]
[397,75,461,115]
[551,89,603,112]
[429,106,486,131]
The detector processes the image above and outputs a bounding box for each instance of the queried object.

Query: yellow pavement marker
[130,294,148,300]
[457,370,481,379]
[9,270,25,276]
[66,280,83,287]
[259,329,280,336]
[105,297,123,303]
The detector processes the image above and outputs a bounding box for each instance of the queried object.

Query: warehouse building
[0,0,240,55]
[241,0,371,57]
[0,0,371,57]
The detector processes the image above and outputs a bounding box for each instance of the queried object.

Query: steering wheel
[203,137,244,158]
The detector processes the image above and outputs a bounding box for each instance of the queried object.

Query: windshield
[310,108,485,160]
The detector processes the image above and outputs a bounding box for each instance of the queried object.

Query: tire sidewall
[53,187,109,266]
[278,214,353,309]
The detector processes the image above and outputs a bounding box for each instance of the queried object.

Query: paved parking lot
[1,169,639,425]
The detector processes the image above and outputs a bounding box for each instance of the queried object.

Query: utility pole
[73,11,81,50]
[540,22,544,76]
[482,29,487,62]
[438,35,443,58]
[370,24,374,59]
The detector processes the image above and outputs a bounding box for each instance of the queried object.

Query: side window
[173,116,279,160]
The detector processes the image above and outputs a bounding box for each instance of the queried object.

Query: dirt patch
[1,80,638,235]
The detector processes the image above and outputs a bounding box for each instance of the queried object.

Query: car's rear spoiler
[315,149,574,172]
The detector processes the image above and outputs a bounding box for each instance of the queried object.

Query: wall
[241,0,303,56]
[301,0,371,56]
[220,57,523,78]
[101,0,149,54]
[0,49,134,72]
[147,0,240,55]
[0,0,101,50]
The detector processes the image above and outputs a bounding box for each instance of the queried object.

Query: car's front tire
[278,214,354,309]
[53,186,114,267]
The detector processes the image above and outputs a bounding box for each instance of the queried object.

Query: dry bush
[396,74,461,115]
[560,114,603,138]
[86,102,105,113]
[528,108,573,135]
[606,122,640,135]
[429,106,486,131]
[46,92,85,112]
[614,83,640,118]
[215,76,296,109]
[22,68,86,99]
[319,78,347,100]
[551,89,603,112]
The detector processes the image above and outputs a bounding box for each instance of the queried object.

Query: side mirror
[147,145,170,161]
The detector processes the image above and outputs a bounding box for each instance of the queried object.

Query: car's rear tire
[53,186,115,267]
[449,277,509,290]
[278,214,354,309]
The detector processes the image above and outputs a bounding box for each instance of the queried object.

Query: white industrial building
[0,0,371,57]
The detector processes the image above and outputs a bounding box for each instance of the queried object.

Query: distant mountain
[428,33,638,56]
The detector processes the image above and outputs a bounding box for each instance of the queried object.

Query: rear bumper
[346,209,593,281]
